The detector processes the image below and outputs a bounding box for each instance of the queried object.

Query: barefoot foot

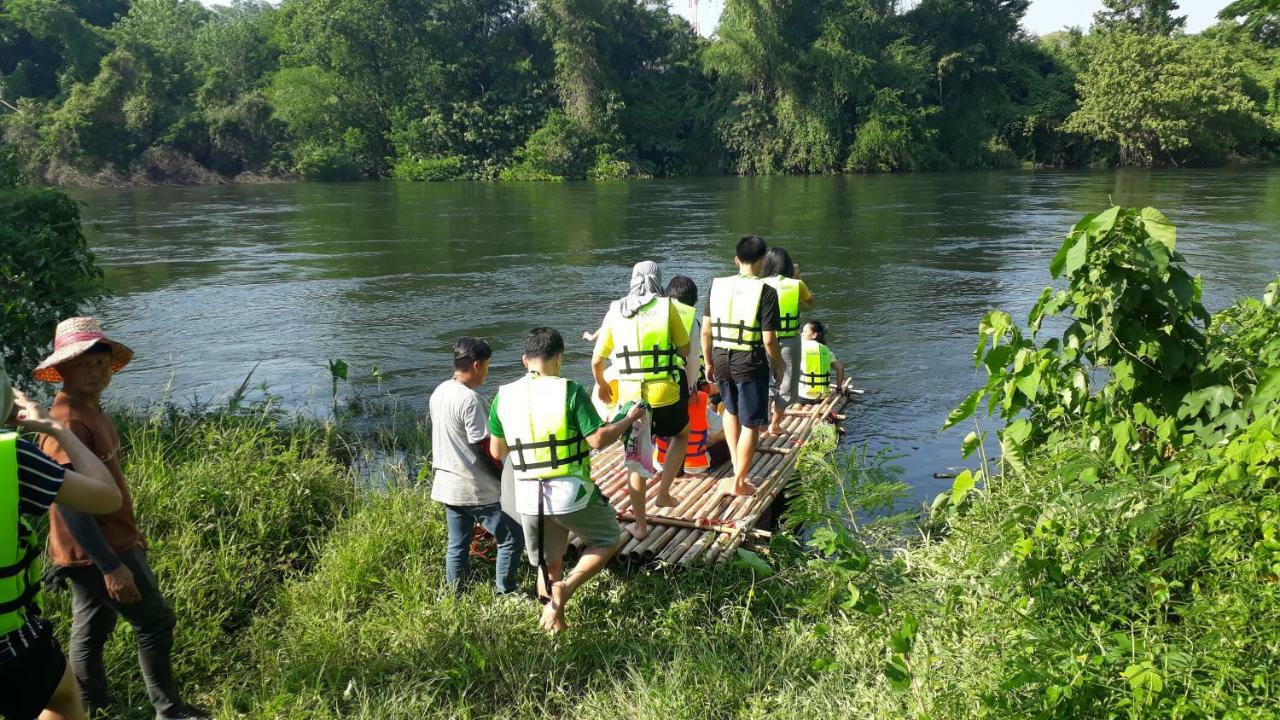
[540,581,569,633]
[655,493,682,508]
[719,480,754,497]
[624,521,649,541]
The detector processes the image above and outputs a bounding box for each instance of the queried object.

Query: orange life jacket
[655,390,710,472]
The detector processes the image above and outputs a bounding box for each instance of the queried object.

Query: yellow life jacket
[709,275,765,351]
[764,276,801,339]
[496,374,592,482]
[0,432,43,636]
[799,340,834,400]
[608,297,680,381]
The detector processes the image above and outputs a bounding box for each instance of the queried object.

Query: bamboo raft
[574,380,856,566]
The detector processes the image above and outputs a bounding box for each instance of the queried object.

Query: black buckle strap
[779,314,801,333]
[0,541,36,580]
[0,578,40,615]
[800,370,831,385]
[510,433,589,473]
[616,344,680,376]
[710,318,762,347]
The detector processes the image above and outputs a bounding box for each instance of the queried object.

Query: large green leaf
[1140,207,1176,251]
[1064,233,1089,276]
[943,388,985,430]
[1088,205,1121,235]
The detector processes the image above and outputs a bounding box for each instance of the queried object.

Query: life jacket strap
[710,319,762,347]
[615,344,681,376]
[510,433,590,473]
[0,540,36,580]
[0,579,40,615]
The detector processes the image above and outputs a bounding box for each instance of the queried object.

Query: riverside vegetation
[1,0,1280,185]
[2,203,1271,718]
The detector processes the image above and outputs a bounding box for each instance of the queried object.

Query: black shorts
[0,625,66,720]
[719,377,770,428]
[651,374,691,437]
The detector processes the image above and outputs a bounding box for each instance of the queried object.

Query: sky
[673,0,1233,37]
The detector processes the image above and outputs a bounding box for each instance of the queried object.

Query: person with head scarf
[591,261,692,540]
[0,362,120,720]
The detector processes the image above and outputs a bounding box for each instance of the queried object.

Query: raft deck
[580,381,855,566]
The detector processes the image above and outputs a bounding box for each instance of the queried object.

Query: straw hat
[33,317,134,383]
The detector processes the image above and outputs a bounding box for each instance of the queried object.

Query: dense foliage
[0,154,103,380]
[1,0,1277,184]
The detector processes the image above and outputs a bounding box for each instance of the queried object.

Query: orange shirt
[40,392,145,567]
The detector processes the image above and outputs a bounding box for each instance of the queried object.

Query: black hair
[761,247,795,279]
[523,327,565,361]
[84,343,113,356]
[453,337,492,371]
[666,275,698,307]
[735,235,768,264]
[806,320,827,344]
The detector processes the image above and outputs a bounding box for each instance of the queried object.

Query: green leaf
[1140,207,1176,251]
[951,470,977,505]
[1050,234,1076,278]
[943,388,985,430]
[1002,418,1032,449]
[734,548,774,577]
[1015,367,1041,400]
[961,431,981,459]
[328,358,349,381]
[884,658,912,692]
[1064,233,1089,276]
[1088,206,1121,235]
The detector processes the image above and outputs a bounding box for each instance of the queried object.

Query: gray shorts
[521,491,620,565]
[769,334,801,412]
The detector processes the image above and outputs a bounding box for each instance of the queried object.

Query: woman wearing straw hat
[34,318,209,720]
[0,362,122,720]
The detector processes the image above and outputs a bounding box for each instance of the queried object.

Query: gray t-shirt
[429,378,499,506]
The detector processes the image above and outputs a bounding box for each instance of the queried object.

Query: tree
[1093,0,1187,36]
[1064,32,1268,165]
[0,169,104,382]
[1219,0,1280,46]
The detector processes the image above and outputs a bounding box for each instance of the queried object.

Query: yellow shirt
[593,300,691,408]
[797,279,814,305]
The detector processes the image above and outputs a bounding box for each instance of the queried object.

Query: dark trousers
[443,503,524,594]
[63,549,182,717]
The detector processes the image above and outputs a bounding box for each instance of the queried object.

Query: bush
[0,183,104,379]
[586,151,632,180]
[391,155,466,182]
[293,142,361,181]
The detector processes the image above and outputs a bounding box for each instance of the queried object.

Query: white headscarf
[618,260,663,319]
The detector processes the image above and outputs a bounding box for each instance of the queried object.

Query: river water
[71,169,1280,504]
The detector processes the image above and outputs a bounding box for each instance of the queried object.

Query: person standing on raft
[703,236,784,497]
[761,247,815,435]
[490,328,644,633]
[591,262,691,540]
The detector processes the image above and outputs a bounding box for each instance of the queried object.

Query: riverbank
[46,209,1280,718]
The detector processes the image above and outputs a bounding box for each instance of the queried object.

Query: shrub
[0,183,104,380]
[391,155,466,182]
[293,142,361,181]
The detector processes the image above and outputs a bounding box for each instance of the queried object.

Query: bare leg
[624,470,649,540]
[723,411,741,476]
[656,423,690,508]
[536,559,564,605]
[541,545,613,633]
[40,663,86,720]
[722,423,759,496]
[769,406,785,435]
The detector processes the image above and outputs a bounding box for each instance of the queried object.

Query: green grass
[40,396,1279,719]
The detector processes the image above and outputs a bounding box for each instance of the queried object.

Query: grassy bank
[39,207,1280,719]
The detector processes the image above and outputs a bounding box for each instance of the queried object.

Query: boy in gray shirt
[429,338,523,594]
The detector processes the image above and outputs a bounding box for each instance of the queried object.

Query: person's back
[798,321,845,403]
[703,236,784,496]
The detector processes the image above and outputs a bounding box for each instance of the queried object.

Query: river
[70,168,1280,504]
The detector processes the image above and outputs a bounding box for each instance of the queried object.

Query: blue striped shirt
[0,439,66,664]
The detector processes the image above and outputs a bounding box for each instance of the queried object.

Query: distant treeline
[1,0,1278,184]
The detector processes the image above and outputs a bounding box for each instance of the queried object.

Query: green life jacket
[764,276,801,339]
[709,275,765,351]
[799,340,834,400]
[0,431,43,636]
[496,374,592,482]
[608,297,680,381]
